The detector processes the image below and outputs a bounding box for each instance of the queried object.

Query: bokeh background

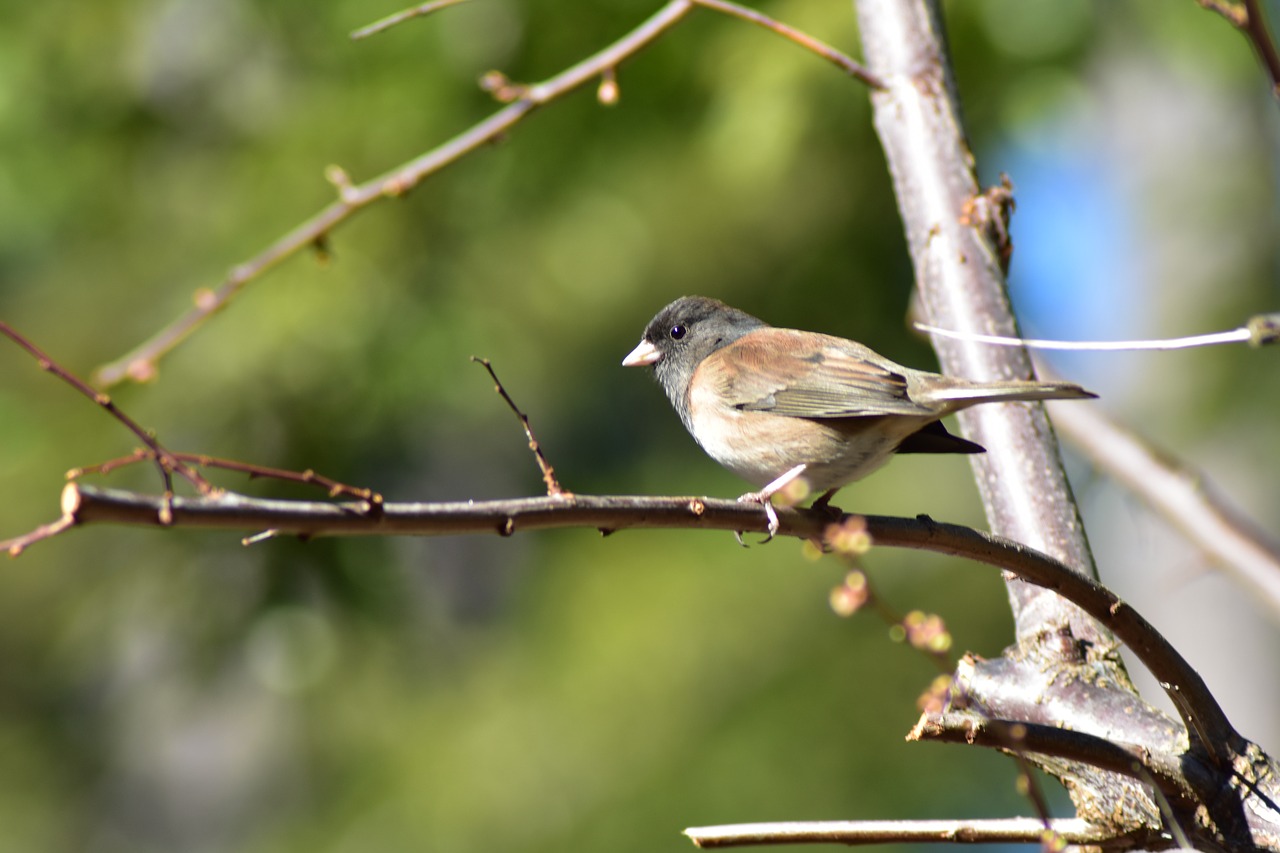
[2,1,1278,850]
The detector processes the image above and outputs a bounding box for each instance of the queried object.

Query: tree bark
[852,0,1104,646]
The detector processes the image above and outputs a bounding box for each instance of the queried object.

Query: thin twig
[1200,0,1280,96]
[1243,0,1280,96]
[2,512,76,558]
[0,321,213,520]
[1198,0,1248,27]
[691,0,884,88]
[683,817,1119,848]
[350,0,470,40]
[73,450,385,511]
[67,448,152,478]
[94,0,878,386]
[471,357,567,497]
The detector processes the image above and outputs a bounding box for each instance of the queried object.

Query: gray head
[622,296,769,422]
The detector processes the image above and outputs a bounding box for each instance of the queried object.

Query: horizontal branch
[684,816,1121,848]
[62,484,794,539]
[40,482,1239,764]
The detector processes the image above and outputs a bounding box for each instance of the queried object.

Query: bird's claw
[734,491,780,544]
[735,464,805,545]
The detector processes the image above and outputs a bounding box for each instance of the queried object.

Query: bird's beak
[622,339,661,367]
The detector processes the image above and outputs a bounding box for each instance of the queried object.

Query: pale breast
[687,378,933,491]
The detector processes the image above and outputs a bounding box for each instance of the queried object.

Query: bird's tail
[923,379,1097,408]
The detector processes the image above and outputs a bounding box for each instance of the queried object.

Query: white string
[913,323,1254,352]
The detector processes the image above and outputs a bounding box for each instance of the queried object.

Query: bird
[622,295,1096,537]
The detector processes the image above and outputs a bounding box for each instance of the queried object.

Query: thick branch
[853,0,1103,647]
[851,5,1280,845]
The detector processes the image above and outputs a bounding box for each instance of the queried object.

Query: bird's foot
[736,464,807,544]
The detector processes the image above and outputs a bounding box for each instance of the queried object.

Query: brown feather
[705,330,935,419]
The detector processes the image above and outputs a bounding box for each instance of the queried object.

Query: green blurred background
[2,1,1278,850]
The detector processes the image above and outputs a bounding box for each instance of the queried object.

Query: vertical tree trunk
[852,0,1106,648]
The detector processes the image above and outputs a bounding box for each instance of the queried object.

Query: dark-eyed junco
[623,296,1096,536]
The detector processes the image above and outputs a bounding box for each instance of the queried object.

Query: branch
[683,817,1122,848]
[350,0,470,40]
[691,0,883,87]
[0,513,76,558]
[0,320,213,519]
[853,0,1105,648]
[94,0,691,386]
[13,482,1275,838]
[1243,0,1280,95]
[93,0,877,387]
[911,710,1198,810]
[472,357,567,496]
[1049,400,1280,621]
[1200,0,1280,96]
[17,484,1238,755]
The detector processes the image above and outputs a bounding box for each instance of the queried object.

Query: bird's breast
[686,381,925,491]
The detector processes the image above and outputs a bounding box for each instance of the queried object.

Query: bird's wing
[703,329,936,419]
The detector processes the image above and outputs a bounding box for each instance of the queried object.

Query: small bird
[622,296,1096,537]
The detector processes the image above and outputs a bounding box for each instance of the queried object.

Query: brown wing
[699,329,937,419]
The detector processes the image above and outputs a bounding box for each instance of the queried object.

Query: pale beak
[622,339,661,367]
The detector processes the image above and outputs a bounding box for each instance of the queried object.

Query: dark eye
[669,324,687,340]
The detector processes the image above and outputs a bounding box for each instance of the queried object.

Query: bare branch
[24,483,1243,762]
[691,0,884,88]
[911,710,1198,810]
[175,454,384,507]
[1199,0,1280,96]
[684,816,1121,848]
[0,320,213,512]
[93,0,877,387]
[93,1,698,386]
[350,0,470,40]
[1241,0,1280,96]
[854,0,1106,648]
[1050,400,1280,621]
[3,511,76,558]
[70,449,385,509]
[472,357,568,497]
[1198,0,1248,27]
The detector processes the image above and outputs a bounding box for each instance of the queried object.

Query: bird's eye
[669,325,687,340]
